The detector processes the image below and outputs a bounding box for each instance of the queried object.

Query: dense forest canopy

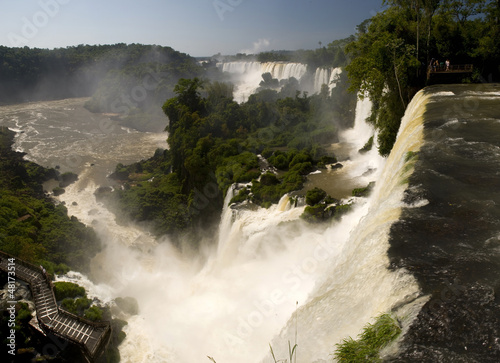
[0,43,201,105]
[102,75,355,243]
[256,37,353,69]
[346,0,500,155]
[0,127,100,273]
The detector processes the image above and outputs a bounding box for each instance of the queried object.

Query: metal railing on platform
[0,250,111,362]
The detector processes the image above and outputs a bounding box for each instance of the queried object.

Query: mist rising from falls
[263,90,431,362]
[0,92,444,361]
[51,94,400,362]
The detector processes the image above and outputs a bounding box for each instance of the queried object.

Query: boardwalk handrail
[427,63,474,79]
[429,64,473,73]
[0,250,111,361]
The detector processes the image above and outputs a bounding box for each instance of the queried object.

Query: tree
[387,38,419,109]
[346,6,420,155]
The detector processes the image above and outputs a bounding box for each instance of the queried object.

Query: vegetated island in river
[97,75,358,248]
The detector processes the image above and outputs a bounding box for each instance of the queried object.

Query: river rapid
[6,85,498,362]
[0,95,398,362]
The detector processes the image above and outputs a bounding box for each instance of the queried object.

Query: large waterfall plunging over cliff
[388,84,500,361]
[217,61,341,101]
[0,91,405,361]
[1,84,499,362]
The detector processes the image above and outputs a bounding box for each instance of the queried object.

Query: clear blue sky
[0,0,383,56]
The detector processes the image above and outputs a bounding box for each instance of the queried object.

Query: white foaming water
[319,95,384,192]
[218,61,308,82]
[340,95,374,153]
[313,67,342,93]
[0,93,429,362]
[261,90,430,363]
[217,61,339,102]
[218,61,307,102]
[75,96,384,362]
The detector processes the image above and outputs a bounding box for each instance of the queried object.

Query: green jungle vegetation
[0,299,40,361]
[256,37,353,69]
[103,1,500,243]
[0,127,100,273]
[103,74,356,243]
[0,43,199,102]
[300,187,354,223]
[346,0,500,156]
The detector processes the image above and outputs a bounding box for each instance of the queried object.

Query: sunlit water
[217,61,342,102]
[0,95,424,362]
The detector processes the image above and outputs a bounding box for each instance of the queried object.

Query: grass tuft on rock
[334,313,401,362]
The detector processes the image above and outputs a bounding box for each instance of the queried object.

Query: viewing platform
[0,251,111,362]
[427,64,473,81]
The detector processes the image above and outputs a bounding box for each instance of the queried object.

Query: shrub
[300,204,327,223]
[261,147,273,159]
[268,153,289,170]
[229,187,250,205]
[16,302,32,325]
[359,136,374,153]
[305,187,327,206]
[352,182,375,197]
[260,173,280,186]
[84,306,104,322]
[289,151,312,168]
[52,187,65,196]
[332,203,352,220]
[289,162,314,175]
[53,281,86,301]
[316,155,337,168]
[237,170,261,183]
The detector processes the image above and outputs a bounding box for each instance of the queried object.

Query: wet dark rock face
[387,85,500,362]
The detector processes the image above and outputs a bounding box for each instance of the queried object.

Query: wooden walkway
[427,64,473,80]
[0,251,111,362]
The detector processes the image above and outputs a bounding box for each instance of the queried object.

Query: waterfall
[260,62,308,81]
[4,84,500,361]
[263,89,431,362]
[314,68,330,92]
[313,67,342,94]
[217,61,308,82]
[340,95,374,153]
[218,61,262,75]
[217,61,338,101]
[387,84,500,361]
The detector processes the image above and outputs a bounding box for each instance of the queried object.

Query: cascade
[387,84,500,361]
[6,85,499,362]
[219,61,262,75]
[263,89,430,362]
[314,68,330,92]
[313,67,342,94]
[217,61,308,82]
[260,62,308,80]
[328,67,342,89]
[217,61,340,101]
